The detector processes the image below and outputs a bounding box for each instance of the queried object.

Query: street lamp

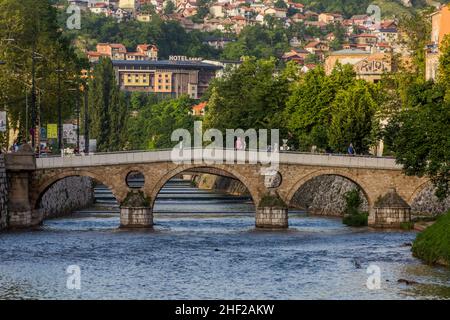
[55,67,65,151]
[67,87,80,153]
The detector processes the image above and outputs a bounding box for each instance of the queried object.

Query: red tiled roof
[192,102,207,112]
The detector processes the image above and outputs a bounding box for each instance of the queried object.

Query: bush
[258,193,287,209]
[412,211,450,267]
[400,221,415,230]
[342,189,368,227]
[121,190,151,207]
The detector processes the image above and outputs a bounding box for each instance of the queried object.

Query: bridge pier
[120,207,153,228]
[256,191,288,229]
[119,190,153,228]
[256,207,288,229]
[369,188,411,228]
[5,145,43,229]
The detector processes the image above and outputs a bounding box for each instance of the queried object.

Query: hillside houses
[81,0,407,70]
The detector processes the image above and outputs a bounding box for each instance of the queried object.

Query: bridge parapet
[36,150,402,170]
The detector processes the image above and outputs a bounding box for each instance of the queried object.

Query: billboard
[47,124,58,139]
[63,124,78,144]
[79,137,97,153]
[0,111,6,132]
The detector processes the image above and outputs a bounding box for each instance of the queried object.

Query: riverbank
[0,155,8,229]
[412,211,450,267]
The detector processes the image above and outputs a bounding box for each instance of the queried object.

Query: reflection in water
[0,179,449,300]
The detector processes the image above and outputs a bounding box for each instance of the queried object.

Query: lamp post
[55,66,65,151]
[68,87,80,153]
[80,74,89,155]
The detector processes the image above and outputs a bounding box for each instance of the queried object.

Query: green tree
[88,57,126,152]
[328,80,380,154]
[126,95,197,150]
[384,36,450,199]
[164,0,176,15]
[0,0,82,145]
[385,81,450,199]
[274,0,287,9]
[284,64,356,151]
[204,58,295,133]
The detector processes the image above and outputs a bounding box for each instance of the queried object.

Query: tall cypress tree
[88,57,128,152]
[89,58,115,152]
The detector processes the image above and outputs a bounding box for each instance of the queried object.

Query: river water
[0,179,449,300]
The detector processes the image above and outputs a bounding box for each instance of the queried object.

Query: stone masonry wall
[290,175,369,216]
[194,174,250,196]
[291,175,449,217]
[39,176,94,218]
[0,155,8,230]
[410,184,450,217]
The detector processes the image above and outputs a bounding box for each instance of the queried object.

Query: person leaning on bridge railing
[347,143,356,156]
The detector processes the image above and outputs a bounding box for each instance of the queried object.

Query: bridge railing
[37,147,395,159]
[35,148,401,170]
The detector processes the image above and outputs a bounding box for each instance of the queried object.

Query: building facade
[425,4,450,81]
[112,59,221,99]
[325,49,391,83]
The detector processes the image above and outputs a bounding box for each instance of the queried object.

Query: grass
[343,212,369,227]
[342,189,368,227]
[412,211,450,267]
[400,221,415,230]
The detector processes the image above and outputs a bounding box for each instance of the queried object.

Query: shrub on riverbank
[342,189,368,227]
[258,193,287,209]
[412,211,450,267]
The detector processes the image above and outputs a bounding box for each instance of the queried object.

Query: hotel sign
[355,58,391,75]
[169,55,203,62]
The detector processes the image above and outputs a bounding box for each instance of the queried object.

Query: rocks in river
[401,242,413,247]
[352,258,362,269]
[398,279,419,285]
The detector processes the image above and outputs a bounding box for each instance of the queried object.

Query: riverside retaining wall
[39,176,94,218]
[194,174,250,196]
[0,155,8,229]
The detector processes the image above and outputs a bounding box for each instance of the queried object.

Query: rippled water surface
[0,180,449,300]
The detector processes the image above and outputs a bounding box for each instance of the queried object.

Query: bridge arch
[147,164,262,208]
[408,179,433,204]
[285,169,373,209]
[33,170,123,210]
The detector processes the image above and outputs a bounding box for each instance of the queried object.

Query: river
[0,179,449,300]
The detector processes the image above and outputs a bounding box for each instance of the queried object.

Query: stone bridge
[4,146,430,230]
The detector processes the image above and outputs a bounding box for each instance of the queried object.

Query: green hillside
[299,0,441,17]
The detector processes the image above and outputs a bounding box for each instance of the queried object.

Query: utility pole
[83,82,89,154]
[76,92,80,153]
[30,45,37,148]
[57,63,63,151]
